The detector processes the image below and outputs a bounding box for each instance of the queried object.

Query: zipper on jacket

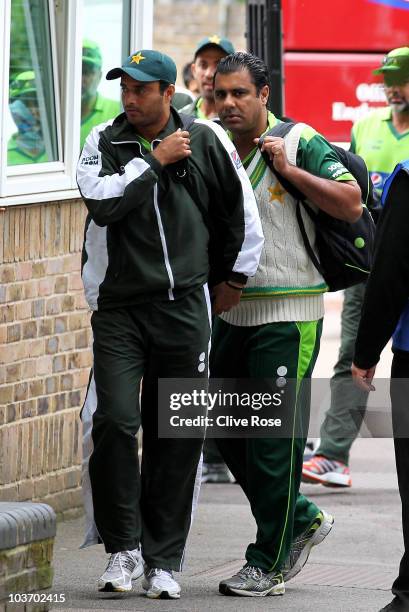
[112,136,175,299]
[153,184,175,300]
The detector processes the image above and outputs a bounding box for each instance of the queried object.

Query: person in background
[180,35,235,120]
[352,160,409,612]
[170,61,200,110]
[171,86,195,111]
[7,71,47,165]
[180,35,236,483]
[182,61,199,96]
[303,46,409,489]
[80,39,120,147]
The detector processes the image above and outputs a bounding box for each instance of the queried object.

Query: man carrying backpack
[303,46,409,489]
[211,52,361,598]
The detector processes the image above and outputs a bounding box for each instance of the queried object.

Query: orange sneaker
[302,455,351,487]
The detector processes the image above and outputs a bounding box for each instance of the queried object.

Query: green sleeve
[297,126,355,182]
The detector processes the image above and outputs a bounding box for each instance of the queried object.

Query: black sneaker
[379,597,409,611]
[219,564,285,597]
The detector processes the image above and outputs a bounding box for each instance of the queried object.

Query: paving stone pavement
[44,294,400,611]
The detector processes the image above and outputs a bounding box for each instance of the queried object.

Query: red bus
[282,0,409,142]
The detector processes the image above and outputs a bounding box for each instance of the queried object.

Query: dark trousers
[391,350,409,606]
[317,283,369,464]
[88,287,210,570]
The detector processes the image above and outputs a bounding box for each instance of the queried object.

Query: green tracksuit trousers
[210,317,322,572]
[88,286,211,570]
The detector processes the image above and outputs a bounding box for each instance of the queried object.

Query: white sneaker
[98,548,143,592]
[142,567,181,599]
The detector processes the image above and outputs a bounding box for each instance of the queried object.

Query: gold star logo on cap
[268,183,286,204]
[209,35,221,45]
[131,52,145,65]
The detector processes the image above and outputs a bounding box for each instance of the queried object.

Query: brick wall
[153,0,246,85]
[0,200,89,518]
[0,0,247,519]
[0,539,54,603]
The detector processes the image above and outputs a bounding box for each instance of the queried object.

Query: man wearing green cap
[303,47,409,488]
[180,35,235,120]
[180,36,237,484]
[77,49,263,599]
[80,40,120,147]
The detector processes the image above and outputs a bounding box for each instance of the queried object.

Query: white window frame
[0,0,153,207]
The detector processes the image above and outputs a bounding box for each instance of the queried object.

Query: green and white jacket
[221,113,354,326]
[77,107,263,311]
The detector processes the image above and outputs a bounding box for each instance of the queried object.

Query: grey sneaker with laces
[142,567,181,599]
[282,509,334,582]
[97,548,143,592]
[219,564,285,597]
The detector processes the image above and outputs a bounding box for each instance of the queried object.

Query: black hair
[159,81,171,94]
[214,52,270,95]
[182,62,194,88]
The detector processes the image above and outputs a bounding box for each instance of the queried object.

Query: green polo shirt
[80,94,120,147]
[351,106,409,193]
[194,97,210,119]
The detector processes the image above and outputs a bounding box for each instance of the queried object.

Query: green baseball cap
[83,39,102,69]
[106,49,177,84]
[9,70,36,100]
[194,35,235,59]
[373,47,409,85]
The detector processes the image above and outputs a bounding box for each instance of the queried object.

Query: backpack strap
[295,202,324,276]
[259,121,294,140]
[257,121,307,166]
[283,122,307,166]
[258,121,324,277]
[258,121,307,202]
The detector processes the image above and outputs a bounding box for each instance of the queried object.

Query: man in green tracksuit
[76,49,263,599]
[212,52,362,597]
[303,46,409,488]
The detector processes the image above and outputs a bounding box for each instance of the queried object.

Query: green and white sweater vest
[221,123,327,327]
